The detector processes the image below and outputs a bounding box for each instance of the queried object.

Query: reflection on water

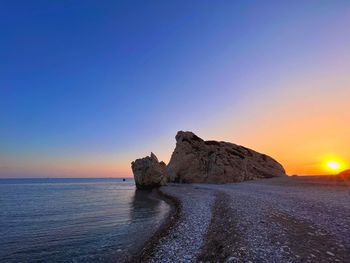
[129,189,165,221]
[0,178,170,263]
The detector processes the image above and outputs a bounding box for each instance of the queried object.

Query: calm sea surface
[0,178,170,262]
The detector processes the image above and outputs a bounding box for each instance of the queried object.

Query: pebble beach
[140,176,350,263]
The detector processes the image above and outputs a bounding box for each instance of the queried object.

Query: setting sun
[326,160,341,172]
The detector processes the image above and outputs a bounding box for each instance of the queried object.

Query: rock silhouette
[132,131,286,189]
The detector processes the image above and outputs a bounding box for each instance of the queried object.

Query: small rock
[326,251,335,257]
[226,256,238,263]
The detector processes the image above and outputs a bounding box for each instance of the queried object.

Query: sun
[326,160,341,173]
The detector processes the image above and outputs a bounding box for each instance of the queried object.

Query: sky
[1,0,349,177]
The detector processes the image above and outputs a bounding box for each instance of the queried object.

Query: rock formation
[131,152,167,189]
[131,131,286,189]
[166,131,286,183]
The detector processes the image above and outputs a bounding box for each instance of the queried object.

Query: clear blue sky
[1,1,349,177]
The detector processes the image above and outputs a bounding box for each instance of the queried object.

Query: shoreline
[128,187,182,263]
[130,176,350,263]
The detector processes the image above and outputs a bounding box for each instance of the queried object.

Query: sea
[0,178,170,263]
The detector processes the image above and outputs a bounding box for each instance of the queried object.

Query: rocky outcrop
[338,169,350,179]
[131,152,167,189]
[131,131,286,188]
[166,131,286,183]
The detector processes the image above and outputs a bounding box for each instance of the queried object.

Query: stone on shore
[131,152,167,189]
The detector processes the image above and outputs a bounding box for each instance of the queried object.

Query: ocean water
[0,178,170,263]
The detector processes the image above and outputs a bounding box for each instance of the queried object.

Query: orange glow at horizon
[0,154,134,178]
[200,65,350,176]
[322,157,347,174]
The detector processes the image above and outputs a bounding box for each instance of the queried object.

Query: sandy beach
[138,176,350,263]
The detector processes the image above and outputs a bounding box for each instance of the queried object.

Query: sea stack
[131,152,167,189]
[132,131,286,189]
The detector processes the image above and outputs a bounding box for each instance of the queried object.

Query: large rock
[166,131,286,183]
[131,131,287,188]
[131,152,167,189]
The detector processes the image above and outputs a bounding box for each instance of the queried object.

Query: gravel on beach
[147,184,215,263]
[145,176,350,263]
